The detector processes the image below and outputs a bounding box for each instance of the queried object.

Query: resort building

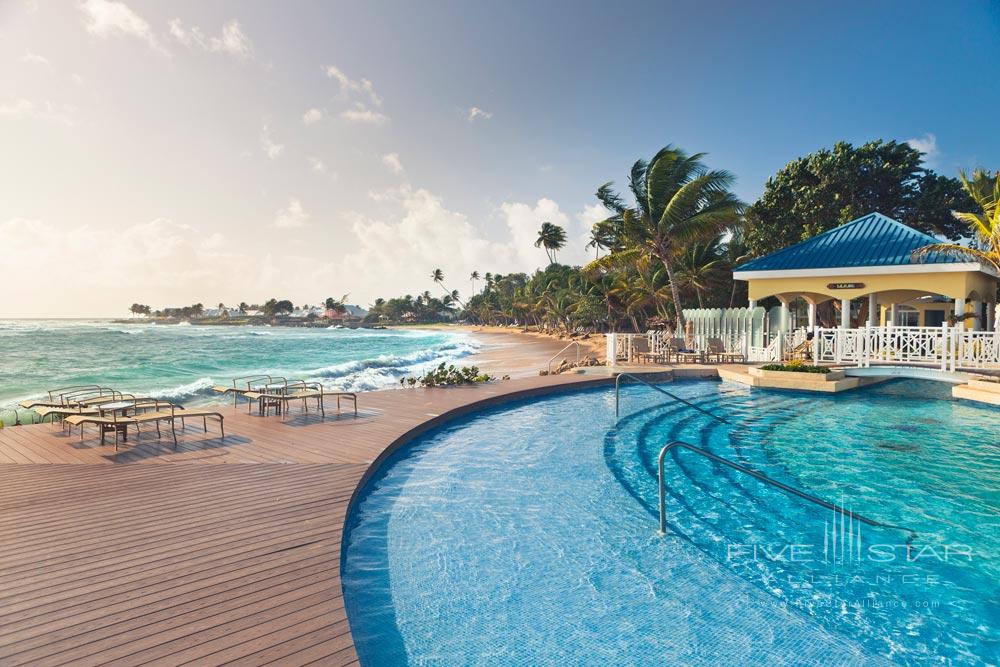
[733,212,998,332]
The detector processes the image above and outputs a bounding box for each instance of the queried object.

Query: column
[840,298,851,328]
[807,302,816,329]
[779,299,790,332]
[868,293,878,326]
[954,297,965,329]
[971,299,983,331]
[988,301,997,332]
[889,303,898,327]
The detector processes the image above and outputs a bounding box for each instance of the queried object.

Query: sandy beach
[410,324,606,378]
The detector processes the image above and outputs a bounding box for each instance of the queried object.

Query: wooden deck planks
[0,372,612,665]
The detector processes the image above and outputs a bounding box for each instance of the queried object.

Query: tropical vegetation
[743,140,975,257]
[400,363,494,387]
[362,142,996,333]
[912,169,1000,271]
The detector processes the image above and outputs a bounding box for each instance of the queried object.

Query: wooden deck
[0,373,609,666]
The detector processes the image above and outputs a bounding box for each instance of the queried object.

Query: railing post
[606,333,617,367]
[940,323,948,371]
[657,445,667,535]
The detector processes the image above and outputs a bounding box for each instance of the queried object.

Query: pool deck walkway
[0,371,620,666]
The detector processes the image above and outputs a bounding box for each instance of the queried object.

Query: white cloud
[259,123,284,159]
[71,73,85,86]
[340,103,388,125]
[309,156,326,173]
[381,153,404,174]
[335,186,512,300]
[302,107,323,125]
[80,0,166,53]
[539,163,554,173]
[0,98,35,118]
[0,98,78,126]
[20,52,51,67]
[467,106,493,122]
[496,198,574,266]
[0,217,261,316]
[211,20,253,58]
[274,199,309,228]
[906,133,939,165]
[324,65,382,107]
[168,18,253,59]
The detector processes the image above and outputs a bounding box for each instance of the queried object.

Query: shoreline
[405,323,605,376]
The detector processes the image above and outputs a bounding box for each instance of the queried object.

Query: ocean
[0,320,478,419]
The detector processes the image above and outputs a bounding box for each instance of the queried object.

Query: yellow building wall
[746,270,998,330]
[745,271,991,304]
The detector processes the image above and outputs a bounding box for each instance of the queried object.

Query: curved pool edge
[337,373,617,652]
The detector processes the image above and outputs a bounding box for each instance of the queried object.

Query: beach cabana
[733,213,999,331]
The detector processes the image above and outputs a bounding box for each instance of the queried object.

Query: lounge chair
[66,401,224,450]
[213,375,284,407]
[660,338,686,364]
[706,338,745,363]
[19,385,121,411]
[631,337,657,364]
[788,338,813,361]
[248,381,358,420]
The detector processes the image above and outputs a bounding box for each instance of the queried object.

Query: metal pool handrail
[656,440,914,537]
[614,372,731,423]
[546,341,581,374]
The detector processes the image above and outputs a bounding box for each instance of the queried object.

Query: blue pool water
[342,379,1000,665]
[0,320,475,418]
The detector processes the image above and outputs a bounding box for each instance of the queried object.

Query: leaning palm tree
[913,169,1000,271]
[594,145,743,328]
[535,222,567,264]
[470,270,480,295]
[431,268,444,285]
[675,236,727,308]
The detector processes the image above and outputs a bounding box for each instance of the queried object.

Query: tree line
[372,140,995,332]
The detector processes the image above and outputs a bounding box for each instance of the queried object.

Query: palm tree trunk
[696,289,704,308]
[658,251,686,330]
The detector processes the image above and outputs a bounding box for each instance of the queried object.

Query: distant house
[324,304,369,322]
[290,306,326,319]
[203,307,242,318]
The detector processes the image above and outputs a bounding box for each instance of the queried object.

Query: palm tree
[594,145,743,328]
[431,268,444,285]
[470,270,480,295]
[586,220,620,259]
[675,237,727,308]
[238,302,249,314]
[535,222,567,264]
[913,169,1000,271]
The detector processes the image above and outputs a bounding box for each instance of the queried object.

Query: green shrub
[401,362,495,387]
[759,361,830,374]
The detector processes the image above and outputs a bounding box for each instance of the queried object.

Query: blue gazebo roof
[735,212,960,272]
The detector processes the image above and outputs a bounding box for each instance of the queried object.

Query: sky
[1,0,998,317]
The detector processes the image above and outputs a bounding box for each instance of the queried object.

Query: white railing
[609,326,1000,370]
[956,331,1000,369]
[814,325,1000,370]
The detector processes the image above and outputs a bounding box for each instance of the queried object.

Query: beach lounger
[249,381,358,420]
[706,338,745,363]
[19,386,120,410]
[213,375,284,407]
[66,402,224,450]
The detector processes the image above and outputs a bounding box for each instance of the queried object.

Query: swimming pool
[342,379,1000,665]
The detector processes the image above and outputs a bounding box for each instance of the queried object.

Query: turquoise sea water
[0,319,476,416]
[343,379,1000,665]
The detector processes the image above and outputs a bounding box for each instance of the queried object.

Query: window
[895,306,919,327]
[924,310,945,327]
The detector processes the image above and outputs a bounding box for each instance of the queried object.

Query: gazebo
[733,213,999,332]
